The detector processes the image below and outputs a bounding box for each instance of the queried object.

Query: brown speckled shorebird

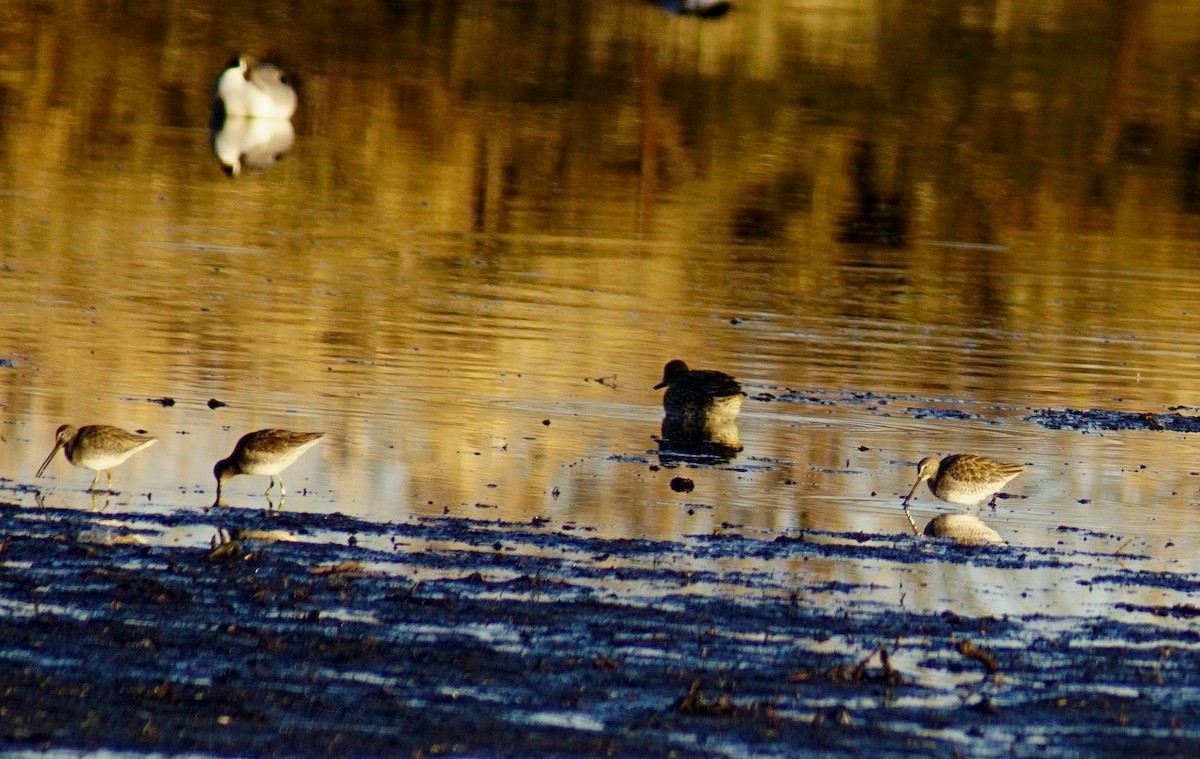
[653,359,745,420]
[903,454,1025,510]
[36,424,158,492]
[213,429,324,504]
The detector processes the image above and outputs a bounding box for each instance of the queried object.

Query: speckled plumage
[214,429,323,504]
[902,454,1025,509]
[36,424,158,492]
[653,360,745,420]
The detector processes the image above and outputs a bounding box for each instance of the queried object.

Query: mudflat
[1,502,1197,757]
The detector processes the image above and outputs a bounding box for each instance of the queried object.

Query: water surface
[3,0,1200,620]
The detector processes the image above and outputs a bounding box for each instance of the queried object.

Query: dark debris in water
[1026,407,1200,432]
[748,389,1013,419]
[907,407,981,421]
[669,476,695,492]
[0,505,1198,756]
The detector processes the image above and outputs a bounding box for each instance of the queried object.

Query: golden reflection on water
[3,1,1200,612]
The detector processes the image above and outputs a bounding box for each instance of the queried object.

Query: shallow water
[4,0,1200,619]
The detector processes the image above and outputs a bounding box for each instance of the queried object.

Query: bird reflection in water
[210,56,297,176]
[655,413,743,464]
[210,525,295,560]
[653,360,745,464]
[918,512,1006,547]
[212,117,295,177]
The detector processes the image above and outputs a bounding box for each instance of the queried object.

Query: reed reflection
[836,141,908,248]
[649,0,732,17]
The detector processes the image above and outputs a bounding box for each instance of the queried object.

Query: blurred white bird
[215,56,297,119]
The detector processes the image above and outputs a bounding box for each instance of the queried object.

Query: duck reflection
[653,360,745,464]
[212,117,295,177]
[655,413,742,464]
[918,512,1006,547]
[210,56,297,176]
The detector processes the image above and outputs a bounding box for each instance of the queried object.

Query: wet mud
[1026,407,1200,433]
[2,503,1199,757]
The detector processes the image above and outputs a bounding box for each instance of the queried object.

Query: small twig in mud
[673,679,776,719]
[585,374,618,389]
[955,640,1000,673]
[308,560,366,576]
[822,645,903,685]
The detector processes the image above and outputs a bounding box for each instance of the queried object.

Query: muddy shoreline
[0,502,1197,757]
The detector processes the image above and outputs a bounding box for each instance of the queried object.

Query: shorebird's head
[36,425,77,478]
[902,457,940,507]
[213,458,237,505]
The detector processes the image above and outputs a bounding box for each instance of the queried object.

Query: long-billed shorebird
[653,359,745,420]
[213,429,324,504]
[215,56,297,119]
[903,454,1025,509]
[36,424,158,492]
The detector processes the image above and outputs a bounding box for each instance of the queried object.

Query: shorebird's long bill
[35,443,62,478]
[901,479,922,507]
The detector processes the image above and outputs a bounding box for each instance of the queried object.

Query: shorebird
[902,454,1025,510]
[653,359,745,420]
[36,424,158,492]
[213,429,323,504]
[215,56,297,119]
